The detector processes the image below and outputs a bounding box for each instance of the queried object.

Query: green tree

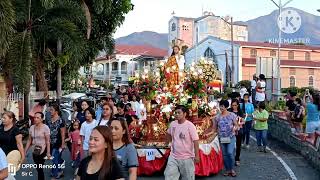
[0,0,15,57]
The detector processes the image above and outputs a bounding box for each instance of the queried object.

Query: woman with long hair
[241,94,255,148]
[25,112,50,180]
[110,117,138,180]
[0,111,25,164]
[228,99,244,166]
[97,103,113,126]
[76,126,124,180]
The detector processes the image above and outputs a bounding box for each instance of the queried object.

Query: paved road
[15,135,319,180]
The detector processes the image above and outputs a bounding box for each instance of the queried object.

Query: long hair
[171,45,180,56]
[230,99,244,117]
[93,126,115,180]
[108,117,131,145]
[2,111,17,125]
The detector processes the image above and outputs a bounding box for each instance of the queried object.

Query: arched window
[96,64,104,75]
[288,51,294,60]
[121,61,127,74]
[308,76,314,87]
[171,23,176,31]
[204,48,215,59]
[270,50,276,57]
[112,62,118,71]
[289,76,295,87]
[305,52,311,61]
[250,49,257,58]
[106,63,110,72]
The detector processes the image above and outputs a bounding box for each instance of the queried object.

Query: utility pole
[270,0,294,99]
[231,17,234,87]
[225,51,230,88]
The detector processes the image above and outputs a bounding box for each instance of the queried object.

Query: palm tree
[0,0,15,57]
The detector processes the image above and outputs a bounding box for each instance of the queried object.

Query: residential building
[185,36,320,89]
[80,45,167,85]
[168,11,248,50]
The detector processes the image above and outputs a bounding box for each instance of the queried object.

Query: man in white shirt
[251,74,257,105]
[0,148,8,180]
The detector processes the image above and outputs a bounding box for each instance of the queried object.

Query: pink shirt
[167,120,199,160]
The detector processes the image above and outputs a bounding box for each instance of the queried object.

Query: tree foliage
[0,0,15,57]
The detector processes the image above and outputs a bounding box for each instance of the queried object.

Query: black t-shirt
[46,117,65,149]
[0,125,20,155]
[286,100,296,111]
[77,156,124,180]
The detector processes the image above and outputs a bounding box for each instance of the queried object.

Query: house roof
[114,44,168,57]
[235,41,320,51]
[242,58,320,68]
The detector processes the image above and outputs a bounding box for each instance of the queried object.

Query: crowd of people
[1,75,319,180]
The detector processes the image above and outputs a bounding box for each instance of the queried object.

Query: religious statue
[164,45,185,93]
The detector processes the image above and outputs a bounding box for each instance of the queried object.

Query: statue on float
[163,45,185,93]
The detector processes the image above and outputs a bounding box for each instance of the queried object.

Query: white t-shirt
[80,120,97,150]
[130,101,140,112]
[97,119,109,126]
[255,81,266,102]
[240,87,248,99]
[251,80,257,90]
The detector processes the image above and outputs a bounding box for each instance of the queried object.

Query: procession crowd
[0,73,319,180]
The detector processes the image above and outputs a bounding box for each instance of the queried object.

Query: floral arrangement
[190,58,221,83]
[137,76,159,101]
[183,76,206,97]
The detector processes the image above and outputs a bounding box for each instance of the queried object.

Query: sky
[114,0,320,38]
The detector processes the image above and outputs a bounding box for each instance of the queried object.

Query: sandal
[230,171,237,177]
[223,172,230,176]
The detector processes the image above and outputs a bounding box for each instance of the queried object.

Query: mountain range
[115,8,320,50]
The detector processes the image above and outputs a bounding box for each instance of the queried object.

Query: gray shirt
[115,143,139,179]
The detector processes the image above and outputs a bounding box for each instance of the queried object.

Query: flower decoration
[137,75,159,101]
[183,76,206,97]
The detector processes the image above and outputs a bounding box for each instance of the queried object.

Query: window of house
[96,64,104,75]
[289,68,296,75]
[270,50,276,57]
[171,23,176,31]
[309,76,314,87]
[204,48,215,59]
[121,61,127,74]
[112,62,118,71]
[289,76,295,87]
[250,49,257,58]
[305,52,311,61]
[182,25,189,31]
[308,69,314,75]
[106,63,109,72]
[288,51,294,60]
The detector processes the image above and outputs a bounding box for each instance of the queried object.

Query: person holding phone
[303,92,320,140]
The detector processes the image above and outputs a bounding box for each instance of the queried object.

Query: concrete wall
[268,116,320,171]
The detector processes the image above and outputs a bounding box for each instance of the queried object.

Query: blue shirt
[306,103,320,122]
[240,102,255,121]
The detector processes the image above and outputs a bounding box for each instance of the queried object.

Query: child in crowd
[66,120,83,168]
